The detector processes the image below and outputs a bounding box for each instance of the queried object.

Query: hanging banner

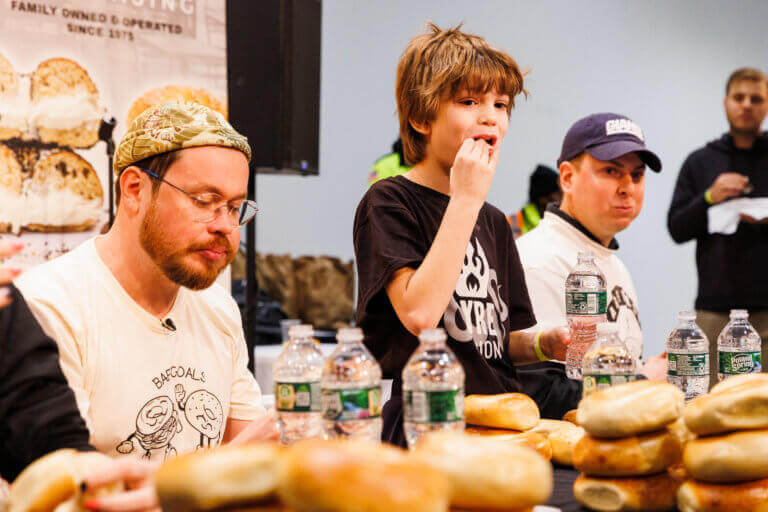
[0,0,228,268]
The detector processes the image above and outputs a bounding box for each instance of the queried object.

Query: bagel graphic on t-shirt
[116,395,182,460]
[115,384,224,460]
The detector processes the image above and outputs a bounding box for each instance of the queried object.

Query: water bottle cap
[419,328,447,343]
[596,322,619,336]
[288,324,314,339]
[577,251,595,261]
[336,327,364,343]
[730,309,749,319]
[678,311,696,321]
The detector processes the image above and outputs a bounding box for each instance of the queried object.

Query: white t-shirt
[516,209,643,361]
[16,238,265,462]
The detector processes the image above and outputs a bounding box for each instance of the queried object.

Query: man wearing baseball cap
[516,113,666,406]
[16,102,278,469]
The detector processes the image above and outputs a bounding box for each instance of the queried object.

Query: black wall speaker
[226,0,321,175]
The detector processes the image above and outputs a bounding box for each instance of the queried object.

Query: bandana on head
[114,101,251,174]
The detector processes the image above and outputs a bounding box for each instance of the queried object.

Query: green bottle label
[582,374,635,398]
[668,353,709,376]
[321,386,382,421]
[719,351,761,375]
[404,389,464,423]
[566,291,607,315]
[274,381,321,412]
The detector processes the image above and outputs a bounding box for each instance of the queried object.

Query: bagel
[577,381,684,438]
[573,429,683,477]
[683,429,768,483]
[685,373,768,435]
[156,443,282,511]
[412,431,552,510]
[573,471,683,512]
[677,478,768,512]
[464,393,539,431]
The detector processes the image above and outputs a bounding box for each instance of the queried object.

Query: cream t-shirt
[517,210,643,361]
[16,238,265,462]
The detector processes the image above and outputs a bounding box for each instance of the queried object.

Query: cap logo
[605,119,644,141]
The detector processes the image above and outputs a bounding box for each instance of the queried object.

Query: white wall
[256,0,768,357]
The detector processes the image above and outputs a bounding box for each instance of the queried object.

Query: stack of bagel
[572,380,687,511]
[463,393,586,466]
[677,374,768,512]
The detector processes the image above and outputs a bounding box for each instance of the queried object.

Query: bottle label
[582,374,635,397]
[321,386,382,421]
[275,381,322,412]
[404,389,464,423]
[566,291,607,315]
[719,351,762,375]
[668,353,709,376]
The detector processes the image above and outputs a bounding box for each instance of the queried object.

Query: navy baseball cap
[556,113,662,172]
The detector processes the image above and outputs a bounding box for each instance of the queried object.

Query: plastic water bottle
[321,327,382,441]
[582,323,635,398]
[402,328,465,449]
[666,311,710,401]
[717,309,762,382]
[273,324,324,444]
[565,251,607,380]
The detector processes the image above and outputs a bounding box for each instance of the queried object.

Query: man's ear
[409,118,430,136]
[558,161,576,194]
[118,166,146,214]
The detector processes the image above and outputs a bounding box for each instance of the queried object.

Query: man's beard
[139,205,234,290]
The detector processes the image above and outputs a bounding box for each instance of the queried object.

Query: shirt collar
[546,203,619,250]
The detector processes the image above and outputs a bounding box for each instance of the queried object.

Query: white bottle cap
[336,327,364,343]
[730,309,749,320]
[678,311,696,321]
[419,328,447,343]
[289,324,314,339]
[596,322,619,337]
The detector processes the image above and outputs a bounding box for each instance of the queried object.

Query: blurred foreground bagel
[464,393,539,430]
[577,381,684,438]
[277,439,450,512]
[562,409,579,425]
[685,373,768,436]
[573,428,683,477]
[413,431,552,510]
[156,443,282,511]
[683,429,768,483]
[9,450,121,512]
[677,477,768,512]
[464,427,552,460]
[573,471,682,512]
[529,419,585,466]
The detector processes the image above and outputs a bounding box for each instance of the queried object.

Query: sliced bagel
[126,85,227,127]
[30,58,102,148]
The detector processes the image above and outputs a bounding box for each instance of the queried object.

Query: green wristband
[534,330,550,361]
[704,190,715,205]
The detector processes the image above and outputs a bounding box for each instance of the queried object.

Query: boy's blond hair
[396,23,526,165]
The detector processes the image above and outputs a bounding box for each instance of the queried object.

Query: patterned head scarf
[114,101,251,175]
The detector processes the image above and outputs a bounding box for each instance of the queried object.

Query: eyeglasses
[140,169,258,226]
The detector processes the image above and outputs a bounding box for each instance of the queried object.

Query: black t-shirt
[353,175,536,446]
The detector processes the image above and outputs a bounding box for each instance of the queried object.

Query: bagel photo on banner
[0,0,229,269]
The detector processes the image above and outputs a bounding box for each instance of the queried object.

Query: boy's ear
[409,118,430,136]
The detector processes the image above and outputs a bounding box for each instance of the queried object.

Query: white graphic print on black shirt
[444,237,509,360]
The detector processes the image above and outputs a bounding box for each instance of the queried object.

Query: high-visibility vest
[507,203,541,238]
[368,152,412,188]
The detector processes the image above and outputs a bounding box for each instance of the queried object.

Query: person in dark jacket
[667,67,768,386]
[0,240,92,482]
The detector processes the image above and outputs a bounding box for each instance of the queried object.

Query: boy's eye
[459,99,476,106]
[495,102,508,109]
